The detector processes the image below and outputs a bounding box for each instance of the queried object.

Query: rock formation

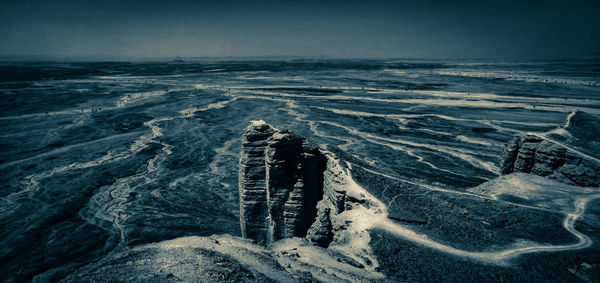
[306,207,334,247]
[239,121,326,245]
[238,121,275,244]
[500,134,599,187]
[239,121,386,249]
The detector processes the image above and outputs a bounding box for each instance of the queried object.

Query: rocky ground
[1,59,599,282]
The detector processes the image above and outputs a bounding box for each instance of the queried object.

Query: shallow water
[1,59,599,281]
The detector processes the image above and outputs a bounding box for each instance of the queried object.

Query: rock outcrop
[500,134,599,187]
[239,121,326,245]
[239,121,385,249]
[238,121,275,244]
[306,207,334,247]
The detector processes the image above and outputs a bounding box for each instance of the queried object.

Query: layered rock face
[239,121,326,245]
[238,121,276,244]
[500,134,599,187]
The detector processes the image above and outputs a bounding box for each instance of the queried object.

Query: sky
[1,0,599,59]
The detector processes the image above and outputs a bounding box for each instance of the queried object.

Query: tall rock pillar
[238,121,275,245]
[238,121,326,245]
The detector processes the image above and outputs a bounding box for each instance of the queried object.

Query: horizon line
[0,54,598,63]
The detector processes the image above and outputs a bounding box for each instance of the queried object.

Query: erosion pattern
[239,121,327,245]
[500,134,599,187]
[3,60,600,282]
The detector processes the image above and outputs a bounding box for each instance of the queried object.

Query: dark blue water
[1,59,599,281]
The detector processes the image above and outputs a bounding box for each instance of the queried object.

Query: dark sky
[1,0,599,59]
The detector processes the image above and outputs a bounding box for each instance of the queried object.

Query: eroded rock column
[265,130,304,244]
[286,146,325,237]
[239,121,275,245]
[239,122,326,245]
